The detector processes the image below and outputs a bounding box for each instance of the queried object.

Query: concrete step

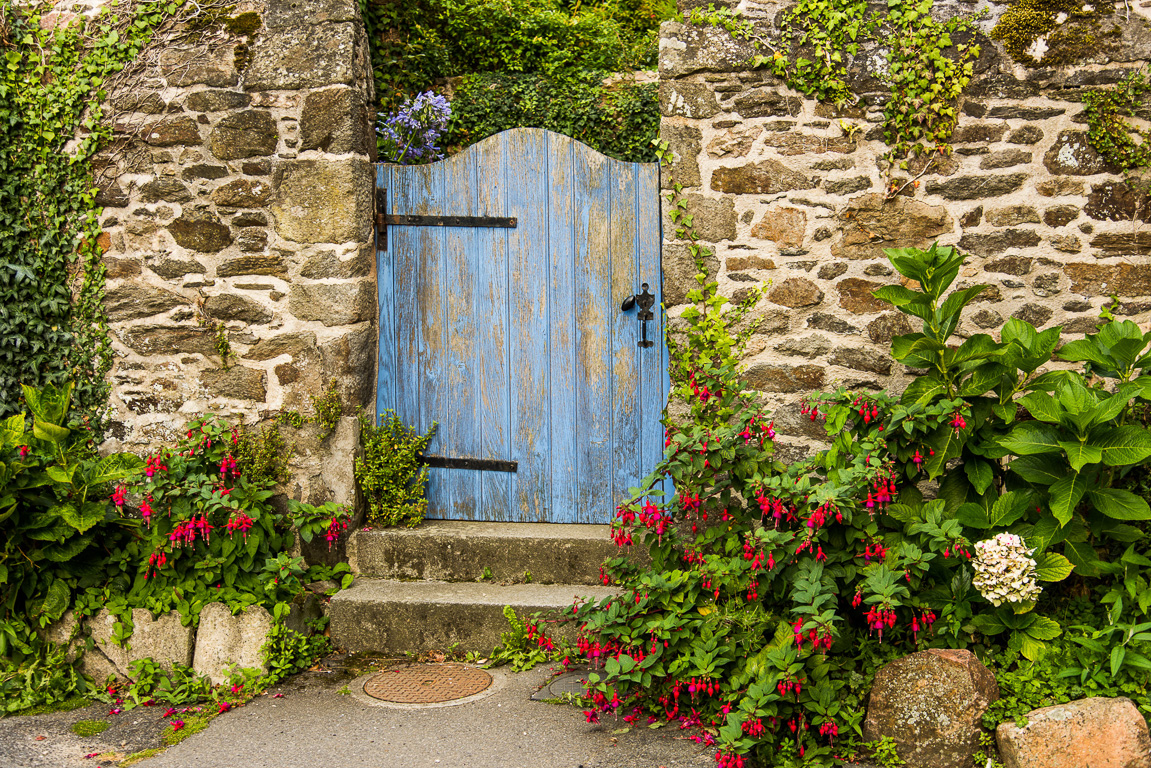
[328,578,617,654]
[346,520,622,585]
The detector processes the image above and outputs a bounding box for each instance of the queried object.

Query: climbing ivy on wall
[694,0,981,183]
[0,0,181,431]
[1082,70,1151,187]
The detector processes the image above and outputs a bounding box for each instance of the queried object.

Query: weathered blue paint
[376,129,667,523]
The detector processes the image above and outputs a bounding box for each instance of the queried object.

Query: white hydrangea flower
[971,533,1042,607]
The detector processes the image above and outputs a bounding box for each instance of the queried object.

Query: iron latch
[421,455,518,473]
[621,283,656,348]
[375,188,517,250]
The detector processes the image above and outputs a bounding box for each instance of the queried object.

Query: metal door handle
[621,284,655,348]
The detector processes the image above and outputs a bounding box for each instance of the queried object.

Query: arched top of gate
[376,128,659,173]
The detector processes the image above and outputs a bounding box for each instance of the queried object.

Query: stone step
[346,520,624,585]
[328,578,617,654]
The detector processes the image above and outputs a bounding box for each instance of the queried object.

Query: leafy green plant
[233,422,291,486]
[261,606,332,684]
[487,606,554,671]
[866,736,906,768]
[310,380,342,440]
[355,411,436,528]
[1082,71,1151,183]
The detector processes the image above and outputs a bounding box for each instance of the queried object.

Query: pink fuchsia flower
[230,684,243,694]
[108,708,121,715]
[111,485,127,507]
[950,412,967,432]
[18,445,28,459]
[218,701,231,713]
[162,708,176,718]
[171,719,185,731]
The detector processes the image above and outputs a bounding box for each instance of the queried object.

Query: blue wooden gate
[375,129,667,524]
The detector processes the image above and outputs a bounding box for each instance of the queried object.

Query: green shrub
[564,243,1151,766]
[445,70,659,162]
[355,412,436,527]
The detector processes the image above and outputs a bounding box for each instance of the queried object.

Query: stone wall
[660,0,1151,458]
[91,0,377,510]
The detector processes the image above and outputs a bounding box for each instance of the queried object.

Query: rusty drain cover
[363,663,493,704]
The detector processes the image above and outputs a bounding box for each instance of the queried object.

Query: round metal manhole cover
[364,664,493,704]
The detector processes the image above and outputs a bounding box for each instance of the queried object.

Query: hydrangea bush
[972,533,1042,608]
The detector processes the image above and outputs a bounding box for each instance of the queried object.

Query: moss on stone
[224,11,261,36]
[990,0,1080,65]
[70,719,109,737]
[233,42,252,72]
[1042,20,1122,66]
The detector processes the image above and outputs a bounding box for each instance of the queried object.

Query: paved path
[1,661,711,768]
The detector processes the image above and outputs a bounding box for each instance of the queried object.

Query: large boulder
[996,696,1151,768]
[86,608,195,679]
[864,649,999,768]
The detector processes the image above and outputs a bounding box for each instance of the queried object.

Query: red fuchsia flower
[163,707,177,717]
[84,753,100,759]
[140,496,154,526]
[950,412,967,432]
[109,708,121,715]
[584,710,600,724]
[218,702,231,713]
[171,719,185,731]
[226,512,254,539]
[324,516,348,549]
[18,445,28,459]
[765,421,776,440]
[111,485,127,507]
[230,684,243,694]
[273,693,284,698]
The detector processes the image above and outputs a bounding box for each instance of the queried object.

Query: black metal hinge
[375,188,516,250]
[421,455,518,473]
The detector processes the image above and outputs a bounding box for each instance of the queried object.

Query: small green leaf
[1033,552,1074,582]
[1087,488,1151,521]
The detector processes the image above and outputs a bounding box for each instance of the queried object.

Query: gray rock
[139,177,193,203]
[192,602,275,684]
[143,116,203,147]
[660,124,702,189]
[743,363,825,393]
[211,178,274,207]
[658,21,759,79]
[86,608,194,678]
[659,81,720,119]
[204,293,272,324]
[244,23,358,91]
[201,366,268,400]
[300,247,372,279]
[208,110,279,160]
[237,229,269,252]
[957,229,1040,257]
[682,194,736,241]
[185,89,252,112]
[980,149,1032,170]
[181,163,229,181]
[158,46,238,88]
[300,87,370,154]
[149,258,206,279]
[925,174,1028,200]
[245,331,319,361]
[830,346,893,375]
[288,282,375,326]
[217,254,289,278]
[263,0,358,30]
[271,159,373,244]
[996,697,1151,768]
[104,284,188,320]
[984,205,1040,227]
[1043,131,1118,176]
[662,242,717,306]
[115,325,218,356]
[169,211,233,252]
[710,159,816,194]
[865,649,998,768]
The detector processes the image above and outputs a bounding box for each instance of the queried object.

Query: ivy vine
[692,0,981,189]
[1082,69,1151,184]
[0,0,186,433]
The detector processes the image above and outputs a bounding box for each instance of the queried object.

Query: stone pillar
[94,0,377,511]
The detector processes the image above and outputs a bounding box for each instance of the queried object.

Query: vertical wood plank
[610,163,640,513]
[442,151,480,520]
[476,135,512,521]
[411,162,450,518]
[506,129,551,521]
[376,164,396,416]
[391,165,423,452]
[637,161,667,500]
[573,142,613,523]
[548,134,578,523]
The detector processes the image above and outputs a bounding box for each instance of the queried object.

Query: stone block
[768,278,823,308]
[751,207,806,253]
[185,89,252,112]
[984,205,1039,227]
[1043,205,1080,227]
[732,90,802,119]
[925,174,1028,200]
[168,211,233,253]
[192,602,275,684]
[211,178,274,207]
[201,366,268,400]
[149,258,206,279]
[244,23,358,91]
[743,363,825,393]
[868,313,912,344]
[181,163,229,181]
[105,284,188,321]
[244,331,319,361]
[682,194,736,242]
[710,160,816,195]
[87,609,194,678]
[832,194,953,260]
[271,158,373,244]
[864,649,998,768]
[775,334,831,359]
[1084,181,1151,222]
[957,229,1040,257]
[1012,303,1054,327]
[300,87,370,154]
[808,312,859,334]
[263,0,358,30]
[658,21,759,79]
[663,243,718,306]
[140,177,193,203]
[320,324,376,407]
[984,256,1033,276]
[208,110,279,160]
[159,46,238,88]
[1006,125,1043,145]
[660,124,702,189]
[143,116,202,147]
[204,293,272,324]
[115,325,217,356]
[218,254,288,278]
[706,126,759,158]
[837,278,888,314]
[300,246,373,279]
[996,697,1151,768]
[1065,262,1151,296]
[288,282,375,326]
[830,346,892,375]
[1044,131,1118,176]
[659,81,720,119]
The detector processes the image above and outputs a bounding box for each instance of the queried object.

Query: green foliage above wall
[0,1,177,431]
[361,0,669,161]
[446,71,659,163]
